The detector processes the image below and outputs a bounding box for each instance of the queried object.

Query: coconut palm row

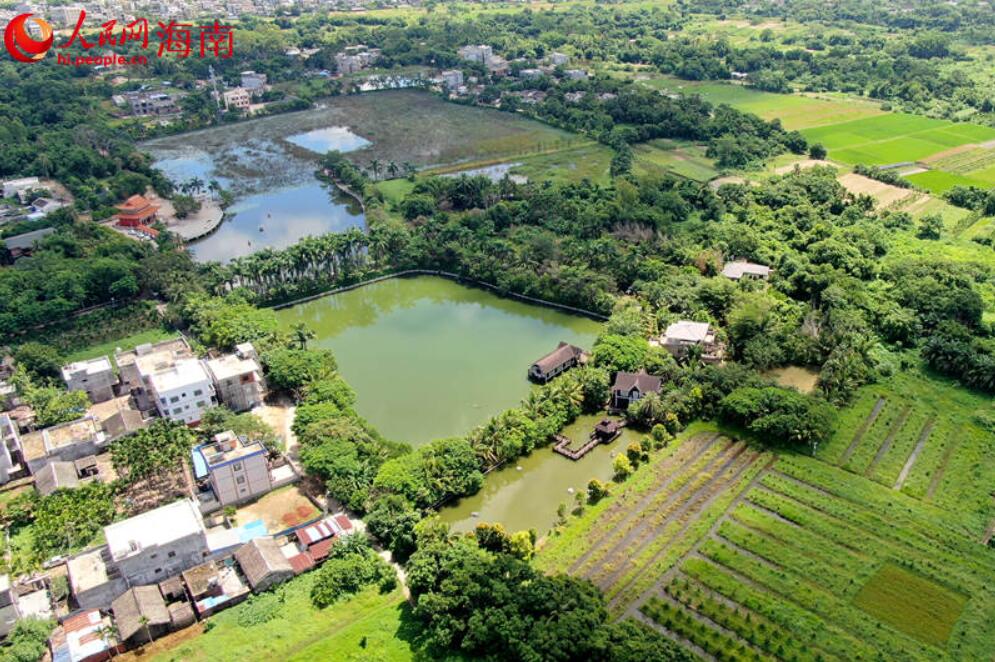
[203,226,390,298]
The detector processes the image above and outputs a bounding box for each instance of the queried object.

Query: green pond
[275,276,601,445]
[439,414,642,535]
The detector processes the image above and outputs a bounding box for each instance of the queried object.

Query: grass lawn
[854,563,967,646]
[632,140,719,182]
[375,178,416,205]
[62,327,177,365]
[143,581,457,662]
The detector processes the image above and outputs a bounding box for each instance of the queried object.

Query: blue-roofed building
[193,431,272,509]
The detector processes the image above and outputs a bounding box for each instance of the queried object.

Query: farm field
[800,114,995,166]
[538,399,995,661]
[633,140,720,182]
[817,370,995,529]
[904,169,989,194]
[628,74,884,130]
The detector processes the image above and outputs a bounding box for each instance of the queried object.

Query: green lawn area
[510,143,614,184]
[854,563,967,646]
[62,327,177,365]
[632,140,719,182]
[375,178,416,205]
[147,581,460,662]
[801,114,995,165]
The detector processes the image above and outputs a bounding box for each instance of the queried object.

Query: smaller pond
[187,182,364,263]
[439,414,643,535]
[286,126,372,155]
[443,162,528,184]
[765,366,820,394]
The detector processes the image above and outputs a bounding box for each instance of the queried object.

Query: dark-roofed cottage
[235,537,294,592]
[528,342,587,383]
[611,371,662,410]
[111,585,171,646]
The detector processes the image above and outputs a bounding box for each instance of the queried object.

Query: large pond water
[142,122,369,263]
[274,276,601,445]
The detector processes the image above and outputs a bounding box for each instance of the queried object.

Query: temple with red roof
[116,194,160,227]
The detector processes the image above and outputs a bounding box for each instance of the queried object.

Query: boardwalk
[552,419,624,461]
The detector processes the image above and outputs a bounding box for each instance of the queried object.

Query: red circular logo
[4,13,53,63]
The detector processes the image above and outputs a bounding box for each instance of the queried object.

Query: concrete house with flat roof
[21,416,106,474]
[62,356,119,404]
[0,414,24,485]
[194,431,271,507]
[205,343,265,413]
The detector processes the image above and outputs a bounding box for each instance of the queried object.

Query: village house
[2,227,56,259]
[193,431,272,509]
[518,68,543,80]
[21,416,107,474]
[563,68,588,80]
[115,338,192,397]
[235,537,294,592]
[182,558,250,618]
[221,87,251,112]
[458,44,493,64]
[0,414,24,485]
[528,342,588,383]
[28,197,64,218]
[659,320,725,363]
[240,70,268,96]
[294,515,353,565]
[123,91,178,117]
[33,456,100,496]
[721,260,772,281]
[611,371,663,410]
[102,499,214,589]
[47,609,119,662]
[61,356,119,404]
[146,358,216,425]
[111,586,171,647]
[115,194,159,228]
[0,575,52,638]
[205,343,265,412]
[549,51,569,65]
[2,177,40,199]
[441,69,464,90]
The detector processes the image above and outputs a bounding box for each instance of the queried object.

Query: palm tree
[402,161,417,181]
[208,179,221,200]
[292,323,315,350]
[386,161,399,179]
[98,624,119,658]
[139,614,153,645]
[368,159,382,181]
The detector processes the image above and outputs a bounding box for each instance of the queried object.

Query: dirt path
[579,440,739,580]
[839,397,886,466]
[602,448,760,600]
[893,419,935,490]
[865,406,911,476]
[926,427,961,501]
[568,434,722,574]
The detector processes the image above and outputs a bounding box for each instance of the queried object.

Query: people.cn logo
[4,13,54,63]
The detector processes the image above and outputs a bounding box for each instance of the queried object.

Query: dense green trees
[720,386,836,450]
[309,534,396,608]
[110,419,196,483]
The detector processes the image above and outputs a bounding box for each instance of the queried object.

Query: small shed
[168,601,196,629]
[111,585,171,645]
[235,538,294,592]
[34,461,79,496]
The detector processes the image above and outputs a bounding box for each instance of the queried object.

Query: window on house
[233,462,242,471]
[154,568,162,574]
[170,396,179,404]
[236,475,246,485]
[173,408,183,415]
[160,398,167,404]
[150,553,157,559]
[194,389,202,396]
[168,551,176,558]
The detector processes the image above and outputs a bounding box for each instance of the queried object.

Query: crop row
[664,574,824,662]
[641,596,770,662]
[697,538,937,661]
[605,450,766,610]
[577,439,736,579]
[845,405,909,475]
